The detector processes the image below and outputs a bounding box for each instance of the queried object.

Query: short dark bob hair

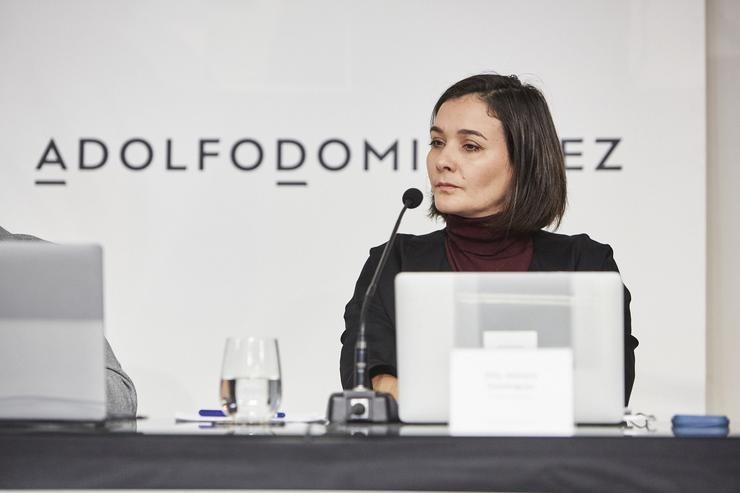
[429,73,567,233]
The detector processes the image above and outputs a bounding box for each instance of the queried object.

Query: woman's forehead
[432,96,503,136]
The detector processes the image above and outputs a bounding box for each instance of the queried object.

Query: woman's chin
[433,199,454,213]
[435,203,464,216]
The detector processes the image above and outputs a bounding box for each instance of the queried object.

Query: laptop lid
[395,272,624,424]
[0,243,106,421]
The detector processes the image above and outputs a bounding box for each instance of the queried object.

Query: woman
[339,74,638,405]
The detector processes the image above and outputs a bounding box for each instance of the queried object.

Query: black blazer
[340,228,638,405]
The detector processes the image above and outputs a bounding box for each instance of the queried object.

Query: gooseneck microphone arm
[326,187,423,423]
[353,188,423,389]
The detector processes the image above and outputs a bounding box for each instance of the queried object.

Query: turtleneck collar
[444,214,533,272]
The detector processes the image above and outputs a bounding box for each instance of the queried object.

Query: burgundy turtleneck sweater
[444,214,534,272]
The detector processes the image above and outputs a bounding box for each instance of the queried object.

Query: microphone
[327,187,423,423]
[402,187,423,209]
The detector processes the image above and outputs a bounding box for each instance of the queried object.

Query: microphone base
[326,388,399,423]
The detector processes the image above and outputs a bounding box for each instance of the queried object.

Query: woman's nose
[435,147,457,172]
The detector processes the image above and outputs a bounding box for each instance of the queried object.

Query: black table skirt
[1,433,739,492]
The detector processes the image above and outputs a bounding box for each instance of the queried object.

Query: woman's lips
[436,182,460,192]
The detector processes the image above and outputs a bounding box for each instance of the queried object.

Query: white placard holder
[449,348,574,436]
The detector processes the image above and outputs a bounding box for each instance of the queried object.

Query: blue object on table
[671,414,729,428]
[198,409,286,418]
[671,414,730,438]
[199,409,227,417]
[672,426,730,438]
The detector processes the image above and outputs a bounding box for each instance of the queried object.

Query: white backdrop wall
[707,0,740,422]
[0,0,706,419]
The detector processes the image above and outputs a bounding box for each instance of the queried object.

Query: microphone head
[402,188,424,209]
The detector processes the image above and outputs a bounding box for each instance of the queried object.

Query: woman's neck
[444,214,533,271]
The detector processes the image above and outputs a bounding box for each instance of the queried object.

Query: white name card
[449,348,574,436]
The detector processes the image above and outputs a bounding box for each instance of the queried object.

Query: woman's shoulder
[366,229,448,271]
[532,230,616,270]
[0,225,43,242]
[368,229,445,252]
[533,229,610,248]
[399,228,446,245]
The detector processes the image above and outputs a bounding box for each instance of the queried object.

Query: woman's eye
[429,139,444,148]
[463,143,481,152]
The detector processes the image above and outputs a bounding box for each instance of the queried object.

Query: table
[1,419,738,492]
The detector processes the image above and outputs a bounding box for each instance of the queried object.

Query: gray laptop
[395,272,625,425]
[0,243,106,421]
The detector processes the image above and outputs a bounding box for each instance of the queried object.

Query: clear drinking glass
[220,337,282,423]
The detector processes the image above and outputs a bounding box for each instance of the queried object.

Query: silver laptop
[395,272,624,424]
[0,243,106,421]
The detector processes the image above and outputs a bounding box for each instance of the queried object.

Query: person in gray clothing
[0,225,137,417]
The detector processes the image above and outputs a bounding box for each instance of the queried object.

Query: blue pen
[198,409,285,418]
[199,409,226,417]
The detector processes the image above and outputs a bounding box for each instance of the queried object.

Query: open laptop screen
[395,272,624,424]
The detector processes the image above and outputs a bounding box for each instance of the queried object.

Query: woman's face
[426,94,513,218]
